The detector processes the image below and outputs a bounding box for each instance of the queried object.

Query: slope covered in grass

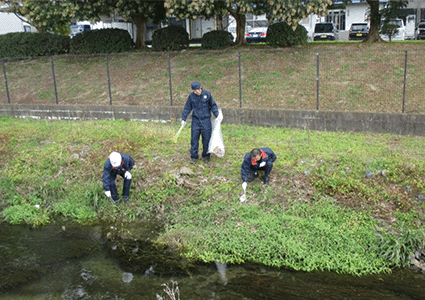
[0,116,424,275]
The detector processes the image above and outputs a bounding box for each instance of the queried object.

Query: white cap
[109,152,122,167]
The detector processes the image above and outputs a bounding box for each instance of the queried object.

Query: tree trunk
[132,15,147,49]
[216,10,224,30]
[364,0,383,43]
[232,12,247,46]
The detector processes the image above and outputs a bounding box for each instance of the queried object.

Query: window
[326,10,346,31]
[245,13,269,29]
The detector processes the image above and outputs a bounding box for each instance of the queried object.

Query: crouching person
[103,152,134,206]
[241,148,277,187]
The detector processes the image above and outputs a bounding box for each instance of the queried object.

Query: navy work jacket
[241,147,277,182]
[102,153,135,191]
[181,89,219,122]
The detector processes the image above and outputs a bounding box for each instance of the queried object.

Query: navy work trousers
[190,118,212,159]
[248,160,274,181]
[109,174,131,200]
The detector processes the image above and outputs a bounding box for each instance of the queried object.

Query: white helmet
[109,152,122,167]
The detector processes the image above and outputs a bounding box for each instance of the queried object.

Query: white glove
[105,191,111,198]
[216,111,223,122]
[242,182,247,191]
[181,120,186,126]
[240,193,247,202]
[259,161,266,168]
[125,171,132,180]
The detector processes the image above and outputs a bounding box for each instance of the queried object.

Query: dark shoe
[123,197,129,204]
[203,157,210,163]
[264,177,270,185]
[190,158,197,164]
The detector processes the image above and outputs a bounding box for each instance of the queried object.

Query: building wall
[409,0,425,20]
[190,17,215,39]
[0,12,34,35]
[345,3,370,29]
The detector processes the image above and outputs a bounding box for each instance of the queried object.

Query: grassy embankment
[1,42,425,113]
[1,116,424,276]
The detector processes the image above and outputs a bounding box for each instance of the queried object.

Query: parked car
[380,18,405,41]
[246,27,268,43]
[415,20,425,40]
[228,25,252,42]
[313,23,338,41]
[70,24,91,38]
[348,23,369,40]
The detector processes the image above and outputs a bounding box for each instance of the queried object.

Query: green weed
[53,200,97,220]
[1,117,425,275]
[375,228,425,266]
[2,203,50,226]
[177,197,395,275]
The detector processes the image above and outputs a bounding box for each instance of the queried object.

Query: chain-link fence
[1,47,424,113]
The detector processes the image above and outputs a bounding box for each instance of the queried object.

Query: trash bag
[208,108,225,158]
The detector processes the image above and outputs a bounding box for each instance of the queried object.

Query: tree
[2,0,167,49]
[2,0,72,34]
[1,0,111,34]
[113,0,166,49]
[380,22,398,42]
[165,0,266,45]
[265,0,332,30]
[164,0,332,45]
[364,0,407,43]
[364,0,381,42]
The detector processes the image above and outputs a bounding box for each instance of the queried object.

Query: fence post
[105,54,112,105]
[316,53,320,111]
[50,57,58,104]
[2,60,10,104]
[167,52,173,106]
[402,50,407,114]
[238,52,242,108]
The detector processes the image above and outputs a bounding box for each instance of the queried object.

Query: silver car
[313,23,339,41]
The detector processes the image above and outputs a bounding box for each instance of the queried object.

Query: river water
[1,222,424,300]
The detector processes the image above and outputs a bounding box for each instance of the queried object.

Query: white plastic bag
[208,109,225,158]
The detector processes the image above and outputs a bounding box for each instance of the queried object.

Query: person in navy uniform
[181,81,219,164]
[241,148,277,189]
[102,152,134,206]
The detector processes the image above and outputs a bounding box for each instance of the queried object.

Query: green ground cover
[0,116,424,275]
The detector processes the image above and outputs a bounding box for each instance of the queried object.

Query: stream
[1,221,424,300]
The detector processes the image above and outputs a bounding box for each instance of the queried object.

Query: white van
[380,18,405,41]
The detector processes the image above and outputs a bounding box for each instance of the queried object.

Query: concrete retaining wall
[1,104,425,136]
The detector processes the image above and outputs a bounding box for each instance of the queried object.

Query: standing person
[103,151,135,206]
[181,81,219,164]
[241,148,277,188]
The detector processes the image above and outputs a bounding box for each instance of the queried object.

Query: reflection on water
[1,222,425,300]
[122,272,134,283]
[214,261,228,285]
